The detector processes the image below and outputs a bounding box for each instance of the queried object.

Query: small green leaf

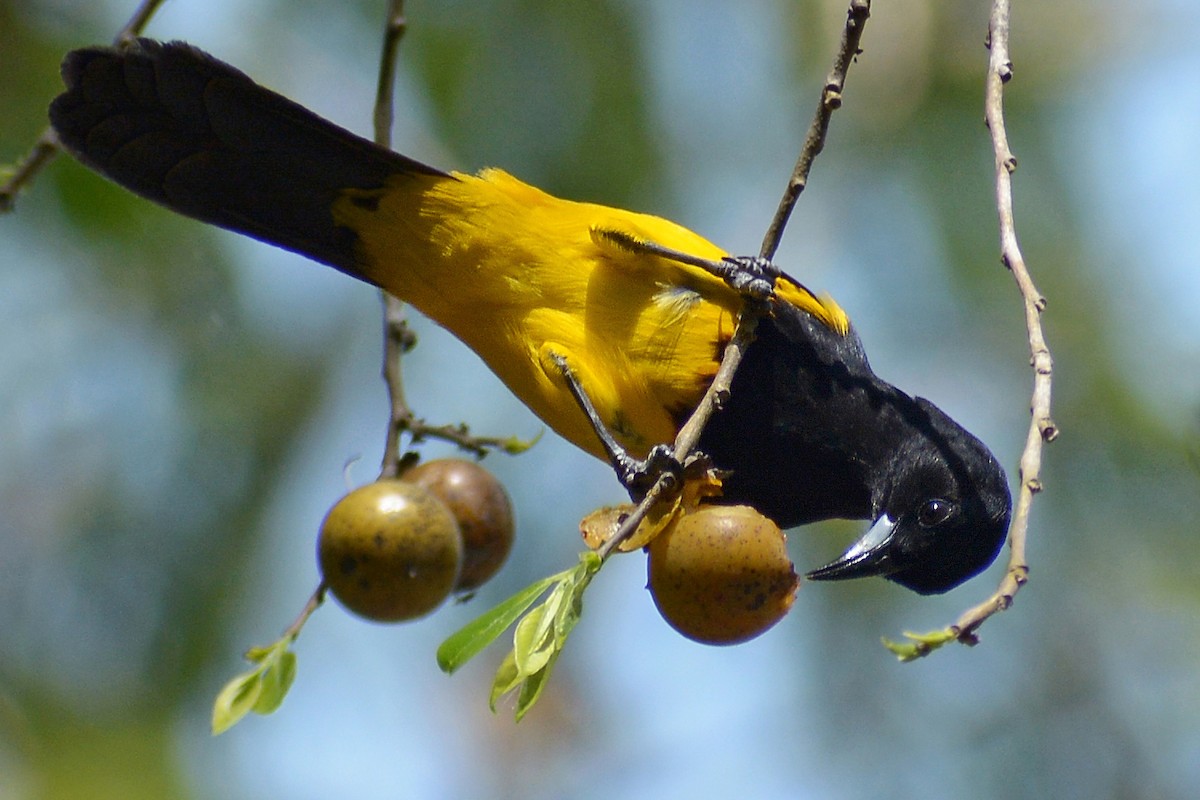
[471,549,609,720]
[489,650,522,713]
[882,628,956,661]
[438,573,561,673]
[245,645,275,663]
[500,430,543,454]
[554,582,585,639]
[253,650,297,714]
[577,550,602,573]
[513,599,557,677]
[212,669,265,735]
[514,653,557,722]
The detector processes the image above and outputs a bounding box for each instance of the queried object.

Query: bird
[48,38,1011,595]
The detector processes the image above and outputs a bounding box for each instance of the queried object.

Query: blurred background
[3,0,1198,797]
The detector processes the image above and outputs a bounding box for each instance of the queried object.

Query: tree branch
[950,0,1055,642]
[889,0,1055,660]
[372,0,415,479]
[370,1,520,477]
[759,0,871,261]
[0,0,169,212]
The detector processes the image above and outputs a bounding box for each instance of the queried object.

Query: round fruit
[648,504,798,645]
[404,459,514,592]
[318,480,462,622]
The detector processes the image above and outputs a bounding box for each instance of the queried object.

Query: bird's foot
[615,443,683,498]
[713,255,778,302]
[591,227,779,303]
[551,352,683,499]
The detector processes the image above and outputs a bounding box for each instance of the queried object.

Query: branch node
[998,61,1014,82]
[956,629,981,647]
[1025,477,1043,494]
[1038,418,1058,442]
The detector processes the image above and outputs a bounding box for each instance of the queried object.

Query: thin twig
[947,0,1053,646]
[596,1,872,561]
[371,0,513,476]
[374,0,413,480]
[0,0,169,212]
[373,0,408,152]
[113,0,170,47]
[0,134,58,213]
[282,583,327,641]
[759,0,871,261]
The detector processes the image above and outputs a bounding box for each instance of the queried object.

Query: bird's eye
[917,498,954,528]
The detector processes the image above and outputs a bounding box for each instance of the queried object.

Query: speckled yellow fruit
[648,505,799,645]
[404,459,515,592]
[318,480,462,622]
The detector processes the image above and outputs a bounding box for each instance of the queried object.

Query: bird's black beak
[807,514,901,582]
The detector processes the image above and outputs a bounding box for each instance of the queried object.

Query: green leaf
[500,429,544,454]
[470,549,609,720]
[514,652,558,722]
[437,573,561,673]
[555,580,585,639]
[489,650,522,713]
[212,669,265,735]
[555,552,599,635]
[577,550,602,574]
[512,595,557,677]
[245,644,275,663]
[213,636,303,733]
[882,628,956,661]
[253,649,297,714]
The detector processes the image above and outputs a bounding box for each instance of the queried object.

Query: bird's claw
[719,255,778,301]
[553,354,683,500]
[615,443,683,497]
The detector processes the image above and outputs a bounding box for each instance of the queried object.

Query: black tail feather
[49,38,446,276]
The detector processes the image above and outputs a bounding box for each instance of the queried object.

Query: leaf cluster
[211,637,299,734]
[438,552,601,720]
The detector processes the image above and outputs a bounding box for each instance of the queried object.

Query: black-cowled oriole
[48,40,1011,594]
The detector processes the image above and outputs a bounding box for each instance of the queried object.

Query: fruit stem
[282,583,327,642]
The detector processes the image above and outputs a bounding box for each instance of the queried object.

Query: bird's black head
[807,397,1012,594]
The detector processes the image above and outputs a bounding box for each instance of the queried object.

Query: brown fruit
[648,505,798,645]
[318,480,462,622]
[404,459,515,592]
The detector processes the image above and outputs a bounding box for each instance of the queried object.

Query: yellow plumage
[333,167,846,459]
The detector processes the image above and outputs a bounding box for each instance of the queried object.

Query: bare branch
[370,1,517,476]
[114,0,171,47]
[0,133,58,213]
[1,0,170,212]
[892,0,1053,660]
[373,0,415,479]
[949,0,1055,643]
[759,0,871,261]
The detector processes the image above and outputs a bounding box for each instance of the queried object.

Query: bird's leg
[592,228,778,302]
[549,353,681,499]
